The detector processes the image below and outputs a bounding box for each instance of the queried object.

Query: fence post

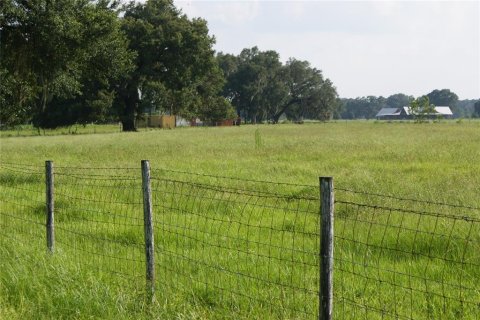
[141,160,155,299]
[319,177,334,320]
[46,160,55,253]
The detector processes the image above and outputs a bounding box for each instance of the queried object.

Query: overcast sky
[174,0,480,99]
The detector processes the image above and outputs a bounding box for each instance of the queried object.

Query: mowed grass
[1,121,479,319]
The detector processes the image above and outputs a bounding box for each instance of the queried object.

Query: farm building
[136,115,241,128]
[136,115,176,128]
[375,106,453,120]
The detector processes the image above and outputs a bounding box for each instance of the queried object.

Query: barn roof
[403,106,453,116]
[402,106,412,115]
[376,106,453,118]
[434,106,453,115]
[376,108,400,117]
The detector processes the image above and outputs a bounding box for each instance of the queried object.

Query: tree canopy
[2,0,422,128]
[0,0,236,130]
[116,0,234,130]
[409,96,436,122]
[473,101,480,118]
[426,89,459,107]
[217,47,339,123]
[0,0,133,128]
[340,96,387,120]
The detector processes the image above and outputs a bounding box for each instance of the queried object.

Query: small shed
[136,115,176,128]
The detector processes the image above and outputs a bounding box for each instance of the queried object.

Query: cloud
[174,0,479,99]
[176,0,260,26]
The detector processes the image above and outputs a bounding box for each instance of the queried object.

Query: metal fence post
[46,160,54,253]
[320,177,334,320]
[141,160,155,299]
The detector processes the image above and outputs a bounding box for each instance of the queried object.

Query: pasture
[1,121,479,319]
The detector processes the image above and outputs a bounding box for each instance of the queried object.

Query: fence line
[0,161,479,319]
[334,188,479,320]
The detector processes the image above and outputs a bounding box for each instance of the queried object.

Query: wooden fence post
[46,160,54,253]
[141,160,155,299]
[319,177,334,320]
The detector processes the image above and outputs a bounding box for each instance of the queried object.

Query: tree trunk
[121,117,136,131]
[272,98,300,124]
[120,83,139,132]
[272,113,281,124]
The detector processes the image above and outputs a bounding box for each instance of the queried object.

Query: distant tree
[340,96,387,119]
[218,49,339,123]
[426,89,458,107]
[283,60,339,123]
[455,99,477,118]
[410,96,435,123]
[386,93,414,109]
[473,100,480,118]
[283,62,338,122]
[217,47,284,123]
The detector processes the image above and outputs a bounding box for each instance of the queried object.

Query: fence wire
[1,162,479,319]
[334,188,480,320]
[53,166,145,282]
[0,163,45,251]
[150,176,320,318]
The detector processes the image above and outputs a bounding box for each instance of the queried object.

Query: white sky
[174,0,480,99]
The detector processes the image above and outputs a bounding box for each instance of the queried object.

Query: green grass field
[1,121,479,319]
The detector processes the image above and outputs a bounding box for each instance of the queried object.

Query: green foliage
[386,93,414,109]
[340,96,388,119]
[426,89,458,107]
[217,48,339,123]
[116,0,231,131]
[0,68,35,126]
[409,96,436,123]
[473,100,480,118]
[0,0,342,130]
[0,0,134,128]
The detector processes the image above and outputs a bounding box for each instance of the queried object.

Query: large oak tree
[116,0,233,131]
[217,47,339,123]
[0,0,133,128]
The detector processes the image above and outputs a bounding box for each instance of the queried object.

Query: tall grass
[1,121,479,319]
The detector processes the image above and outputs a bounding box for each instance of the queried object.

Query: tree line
[1,0,233,131]
[341,90,480,120]
[0,0,339,131]
[1,0,478,131]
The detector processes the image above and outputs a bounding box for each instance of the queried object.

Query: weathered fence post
[141,160,155,299]
[46,160,55,253]
[319,177,334,320]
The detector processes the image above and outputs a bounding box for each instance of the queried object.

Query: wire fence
[0,161,479,319]
[334,188,480,320]
[150,173,320,317]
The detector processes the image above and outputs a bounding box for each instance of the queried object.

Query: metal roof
[402,106,412,115]
[376,106,453,117]
[434,106,453,115]
[376,108,400,117]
